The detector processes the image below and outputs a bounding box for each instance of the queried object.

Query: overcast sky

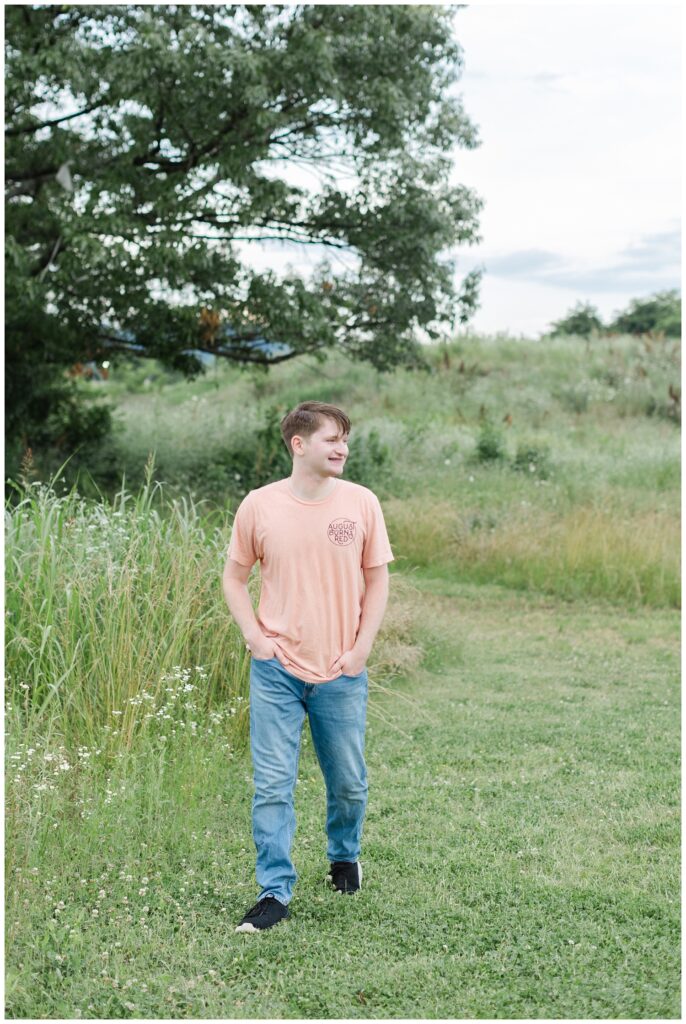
[451,2,681,336]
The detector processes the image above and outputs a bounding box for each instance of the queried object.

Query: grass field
[5,581,679,1018]
[5,330,680,1017]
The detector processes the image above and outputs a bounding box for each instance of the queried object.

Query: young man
[222,400,394,933]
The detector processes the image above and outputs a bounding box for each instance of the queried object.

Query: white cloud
[463,225,680,293]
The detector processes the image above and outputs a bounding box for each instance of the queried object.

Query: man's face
[295,417,349,475]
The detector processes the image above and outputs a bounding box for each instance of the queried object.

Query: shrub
[474,420,506,463]
[608,289,681,338]
[548,301,604,338]
[344,426,392,488]
[201,403,292,498]
[512,442,552,479]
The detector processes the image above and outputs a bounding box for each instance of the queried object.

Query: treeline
[547,289,680,339]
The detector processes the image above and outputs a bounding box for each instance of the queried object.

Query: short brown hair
[280,401,351,459]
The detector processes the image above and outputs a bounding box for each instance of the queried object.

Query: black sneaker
[327,860,362,894]
[235,894,289,933]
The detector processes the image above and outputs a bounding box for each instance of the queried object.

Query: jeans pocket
[340,666,368,679]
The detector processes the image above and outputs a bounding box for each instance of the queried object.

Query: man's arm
[222,556,265,649]
[353,563,390,660]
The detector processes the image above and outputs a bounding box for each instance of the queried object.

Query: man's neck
[287,473,338,502]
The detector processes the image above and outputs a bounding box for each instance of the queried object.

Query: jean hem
[259,891,290,907]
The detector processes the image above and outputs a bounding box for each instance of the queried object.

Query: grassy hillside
[15,330,679,608]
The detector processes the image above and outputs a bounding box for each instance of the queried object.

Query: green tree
[5,3,484,456]
[607,289,681,338]
[547,301,604,338]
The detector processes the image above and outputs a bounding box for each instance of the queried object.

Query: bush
[512,442,552,479]
[343,426,392,488]
[201,403,292,498]
[608,289,681,338]
[474,420,506,463]
[548,301,604,338]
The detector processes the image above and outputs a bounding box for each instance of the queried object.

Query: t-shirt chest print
[327,517,356,547]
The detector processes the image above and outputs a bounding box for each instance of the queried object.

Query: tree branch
[30,235,66,278]
[6,164,60,184]
[5,101,105,137]
[187,232,350,249]
[95,332,305,366]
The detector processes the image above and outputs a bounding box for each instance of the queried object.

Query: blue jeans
[248,656,369,906]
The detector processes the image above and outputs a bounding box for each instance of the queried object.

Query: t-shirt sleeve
[226,493,259,567]
[362,493,395,569]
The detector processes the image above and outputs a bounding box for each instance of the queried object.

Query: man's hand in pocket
[329,648,367,677]
[246,637,276,661]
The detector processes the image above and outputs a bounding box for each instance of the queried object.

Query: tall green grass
[384,489,679,608]
[5,460,243,754]
[4,458,422,756]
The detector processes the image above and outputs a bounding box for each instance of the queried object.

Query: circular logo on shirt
[327,518,356,546]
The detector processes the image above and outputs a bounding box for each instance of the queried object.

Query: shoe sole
[235,916,288,933]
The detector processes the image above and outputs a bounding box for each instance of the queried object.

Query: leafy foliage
[474,419,506,463]
[512,441,552,479]
[607,289,681,339]
[5,4,483,452]
[548,302,604,338]
[548,291,681,340]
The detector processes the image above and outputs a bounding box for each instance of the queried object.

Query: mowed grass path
[6,582,679,1019]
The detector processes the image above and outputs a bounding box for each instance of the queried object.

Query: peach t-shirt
[227,477,394,683]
